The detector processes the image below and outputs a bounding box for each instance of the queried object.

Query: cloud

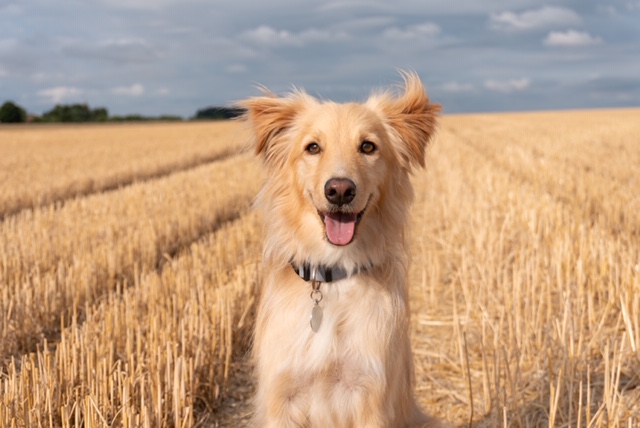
[0,37,18,52]
[2,1,638,116]
[627,1,640,11]
[240,25,348,47]
[207,38,259,60]
[225,64,247,74]
[241,26,298,47]
[0,38,40,77]
[490,6,581,31]
[63,38,161,63]
[441,81,474,93]
[584,75,640,101]
[0,3,21,15]
[329,16,395,32]
[382,22,440,40]
[97,0,186,10]
[484,78,530,93]
[297,28,349,44]
[543,30,603,47]
[38,86,82,104]
[113,83,144,97]
[318,1,378,11]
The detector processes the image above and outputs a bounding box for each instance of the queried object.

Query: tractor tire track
[0,154,262,365]
[447,126,639,240]
[0,146,243,222]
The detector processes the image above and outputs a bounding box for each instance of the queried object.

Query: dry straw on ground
[0,122,241,219]
[1,110,638,427]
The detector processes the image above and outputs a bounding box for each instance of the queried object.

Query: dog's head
[239,72,440,269]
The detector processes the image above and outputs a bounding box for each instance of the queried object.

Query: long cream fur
[239,72,445,428]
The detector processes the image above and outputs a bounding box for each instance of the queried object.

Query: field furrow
[0,121,245,219]
[0,212,262,427]
[0,153,262,364]
[1,112,638,427]
[409,118,640,426]
[444,110,640,238]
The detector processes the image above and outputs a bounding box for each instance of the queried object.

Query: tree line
[0,101,244,124]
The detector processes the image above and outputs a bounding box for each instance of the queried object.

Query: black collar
[291,262,370,283]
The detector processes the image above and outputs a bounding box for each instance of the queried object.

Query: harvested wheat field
[1,110,639,427]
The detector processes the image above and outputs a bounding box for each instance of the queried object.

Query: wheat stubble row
[409,111,640,427]
[1,212,262,427]
[1,111,639,427]
[0,121,243,218]
[0,151,262,365]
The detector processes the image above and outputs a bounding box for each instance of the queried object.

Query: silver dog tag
[310,305,323,332]
[309,276,323,333]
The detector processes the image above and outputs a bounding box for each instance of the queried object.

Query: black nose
[324,178,356,206]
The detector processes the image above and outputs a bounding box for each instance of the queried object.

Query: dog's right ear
[237,90,311,167]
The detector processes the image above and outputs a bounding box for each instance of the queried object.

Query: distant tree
[0,101,27,123]
[38,104,109,122]
[92,107,109,122]
[32,102,180,123]
[109,114,182,122]
[158,115,183,121]
[109,114,147,122]
[194,106,245,120]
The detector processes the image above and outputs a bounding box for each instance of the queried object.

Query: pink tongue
[324,212,357,246]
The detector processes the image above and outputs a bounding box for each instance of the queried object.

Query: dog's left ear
[368,71,441,170]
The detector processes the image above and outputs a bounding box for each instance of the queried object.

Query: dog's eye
[360,141,377,154]
[305,142,321,155]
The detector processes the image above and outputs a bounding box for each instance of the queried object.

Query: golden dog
[240,71,444,427]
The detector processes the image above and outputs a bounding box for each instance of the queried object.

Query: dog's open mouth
[318,197,370,246]
[319,211,361,246]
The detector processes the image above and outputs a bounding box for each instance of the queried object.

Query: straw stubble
[1,110,639,427]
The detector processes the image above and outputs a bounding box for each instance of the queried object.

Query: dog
[239,71,444,427]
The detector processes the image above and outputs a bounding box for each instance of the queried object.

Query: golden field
[0,110,639,427]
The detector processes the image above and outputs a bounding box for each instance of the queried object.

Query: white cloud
[240,25,348,48]
[113,83,144,97]
[242,26,298,47]
[543,30,603,47]
[441,81,474,93]
[156,87,170,95]
[484,78,530,93]
[38,86,82,104]
[490,6,581,31]
[383,22,440,40]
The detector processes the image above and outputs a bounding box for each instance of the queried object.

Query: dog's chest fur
[254,266,405,424]
[259,267,397,366]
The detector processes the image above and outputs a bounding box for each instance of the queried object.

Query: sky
[1,0,639,117]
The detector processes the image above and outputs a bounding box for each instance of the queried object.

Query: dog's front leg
[254,369,311,428]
